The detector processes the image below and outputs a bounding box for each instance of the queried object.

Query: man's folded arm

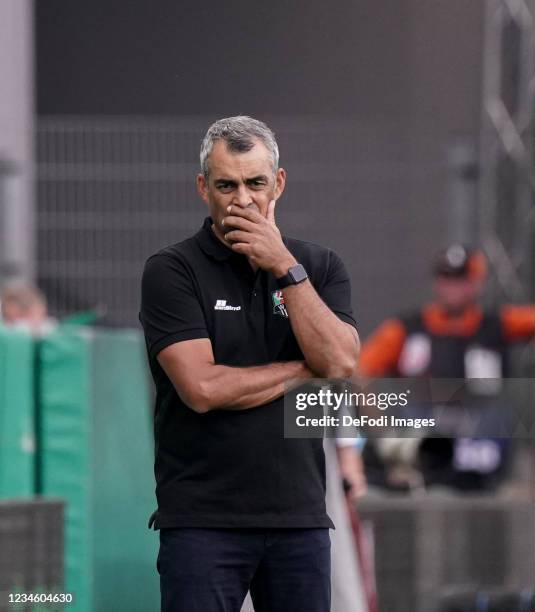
[157,338,313,413]
[281,251,360,379]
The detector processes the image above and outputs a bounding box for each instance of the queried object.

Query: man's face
[433,275,482,313]
[196,139,285,240]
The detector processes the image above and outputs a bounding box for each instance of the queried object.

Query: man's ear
[274,168,286,200]
[196,174,209,204]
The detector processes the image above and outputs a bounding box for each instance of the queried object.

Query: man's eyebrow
[214,175,269,185]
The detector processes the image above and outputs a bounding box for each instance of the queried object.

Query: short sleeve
[139,253,209,360]
[319,251,357,328]
[500,304,535,342]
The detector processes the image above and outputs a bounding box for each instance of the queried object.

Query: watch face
[289,264,308,283]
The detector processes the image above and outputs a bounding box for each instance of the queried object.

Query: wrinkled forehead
[207,139,275,179]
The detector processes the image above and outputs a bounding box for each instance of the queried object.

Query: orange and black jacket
[359,303,535,378]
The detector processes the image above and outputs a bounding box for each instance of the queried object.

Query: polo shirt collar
[196,217,235,261]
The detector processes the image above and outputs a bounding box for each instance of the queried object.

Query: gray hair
[200,116,279,180]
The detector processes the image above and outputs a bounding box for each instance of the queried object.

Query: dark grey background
[35,0,485,333]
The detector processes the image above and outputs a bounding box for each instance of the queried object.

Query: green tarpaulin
[38,327,158,612]
[0,327,35,498]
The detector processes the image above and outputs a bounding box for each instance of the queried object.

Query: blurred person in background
[139,116,360,612]
[336,437,368,503]
[359,244,535,492]
[0,282,55,335]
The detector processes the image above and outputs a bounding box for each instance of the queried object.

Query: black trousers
[158,527,331,612]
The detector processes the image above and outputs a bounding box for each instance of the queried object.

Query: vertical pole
[0,0,35,286]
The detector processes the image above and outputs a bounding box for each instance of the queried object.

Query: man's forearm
[221,205,359,377]
[282,280,359,378]
[187,360,313,413]
[336,444,367,501]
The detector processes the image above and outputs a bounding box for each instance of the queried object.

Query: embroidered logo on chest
[271,290,288,318]
[214,299,241,311]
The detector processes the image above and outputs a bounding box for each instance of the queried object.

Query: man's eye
[218,183,233,192]
[250,181,266,189]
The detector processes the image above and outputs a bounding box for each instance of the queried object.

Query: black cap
[433,244,471,277]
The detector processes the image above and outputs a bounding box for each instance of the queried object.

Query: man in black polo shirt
[139,116,360,612]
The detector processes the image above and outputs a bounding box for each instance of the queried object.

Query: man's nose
[232,185,252,208]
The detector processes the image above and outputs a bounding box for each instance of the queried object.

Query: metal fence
[358,494,535,612]
[479,0,535,302]
[37,115,451,329]
[0,499,64,612]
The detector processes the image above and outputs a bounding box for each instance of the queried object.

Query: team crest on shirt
[271,290,288,318]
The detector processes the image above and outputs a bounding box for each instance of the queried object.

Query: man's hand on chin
[222,200,297,275]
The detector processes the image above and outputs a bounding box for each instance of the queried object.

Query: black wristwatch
[276,264,308,289]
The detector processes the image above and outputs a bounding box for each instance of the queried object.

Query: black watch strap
[276,264,308,289]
